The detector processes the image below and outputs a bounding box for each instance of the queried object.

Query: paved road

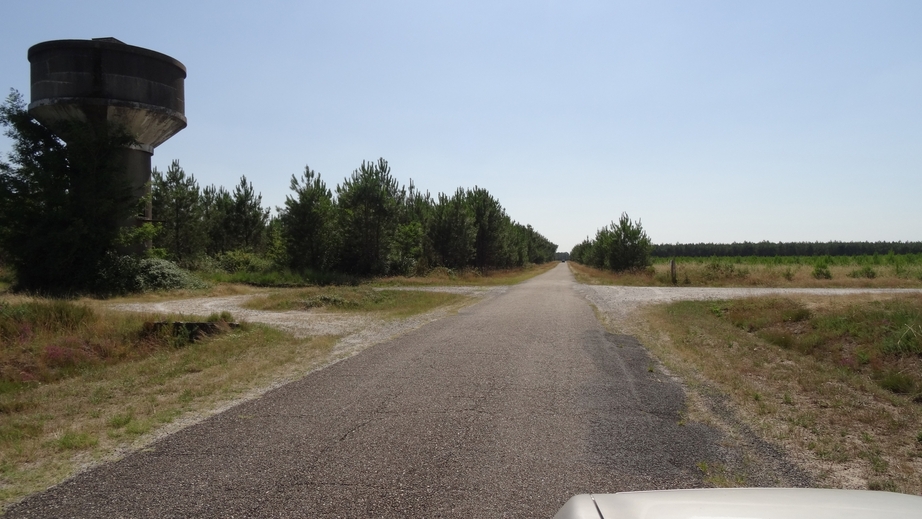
[6,264,802,518]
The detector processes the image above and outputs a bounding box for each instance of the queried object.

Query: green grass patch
[107,411,133,429]
[51,431,98,451]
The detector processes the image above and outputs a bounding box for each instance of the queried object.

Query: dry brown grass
[619,293,922,495]
[571,261,922,288]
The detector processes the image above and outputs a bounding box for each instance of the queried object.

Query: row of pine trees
[152,158,557,276]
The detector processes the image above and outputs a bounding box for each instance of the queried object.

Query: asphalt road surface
[5,263,804,518]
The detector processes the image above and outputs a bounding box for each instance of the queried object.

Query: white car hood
[554,488,922,519]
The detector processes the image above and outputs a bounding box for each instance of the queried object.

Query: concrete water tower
[27,37,187,226]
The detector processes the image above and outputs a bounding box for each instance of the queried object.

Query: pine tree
[152,160,203,262]
[229,175,269,251]
[336,158,402,275]
[201,184,234,255]
[429,188,475,269]
[279,166,337,271]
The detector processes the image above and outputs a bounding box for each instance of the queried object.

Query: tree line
[153,158,557,277]
[0,90,556,295]
[651,241,922,258]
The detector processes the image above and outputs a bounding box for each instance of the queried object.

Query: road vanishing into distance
[5,264,806,518]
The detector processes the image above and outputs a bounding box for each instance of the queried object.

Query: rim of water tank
[28,39,186,76]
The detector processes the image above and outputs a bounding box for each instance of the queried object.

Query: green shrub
[877,371,915,394]
[847,266,877,279]
[137,258,208,291]
[883,323,921,355]
[94,255,207,295]
[782,267,795,281]
[760,329,795,349]
[781,306,811,322]
[703,260,730,277]
[53,431,97,451]
[94,253,145,295]
[812,264,832,279]
[867,479,898,492]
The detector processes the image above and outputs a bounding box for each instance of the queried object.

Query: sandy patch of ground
[111,286,506,359]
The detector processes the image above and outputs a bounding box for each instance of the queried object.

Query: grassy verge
[375,262,559,287]
[622,293,922,494]
[0,297,337,510]
[242,287,469,318]
[570,261,922,288]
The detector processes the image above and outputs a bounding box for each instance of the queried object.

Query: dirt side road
[5,264,807,518]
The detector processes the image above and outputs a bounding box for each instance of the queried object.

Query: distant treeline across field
[651,241,922,258]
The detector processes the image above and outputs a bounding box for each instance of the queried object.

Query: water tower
[27,37,187,226]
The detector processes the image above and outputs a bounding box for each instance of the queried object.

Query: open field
[0,284,477,509]
[614,292,922,494]
[570,258,922,288]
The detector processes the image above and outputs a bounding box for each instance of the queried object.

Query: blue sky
[1,1,920,252]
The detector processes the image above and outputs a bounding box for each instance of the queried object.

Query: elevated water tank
[27,37,187,226]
